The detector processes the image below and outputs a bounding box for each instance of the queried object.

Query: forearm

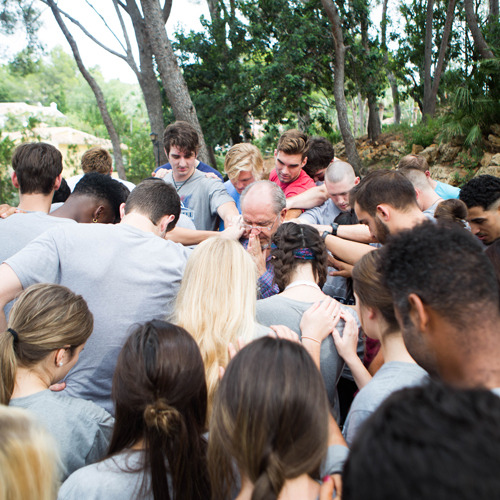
[324,235,375,266]
[337,224,378,244]
[343,355,372,390]
[0,264,24,329]
[217,201,239,226]
[165,227,216,246]
[286,185,328,210]
[302,340,321,369]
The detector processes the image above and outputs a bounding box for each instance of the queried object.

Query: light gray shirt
[163,169,235,231]
[423,198,443,222]
[5,223,190,415]
[0,211,76,317]
[255,295,361,409]
[10,390,113,481]
[299,198,342,225]
[343,361,429,447]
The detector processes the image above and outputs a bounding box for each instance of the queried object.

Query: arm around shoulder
[0,264,23,331]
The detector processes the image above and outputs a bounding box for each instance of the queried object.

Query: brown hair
[0,406,60,500]
[81,147,113,174]
[271,223,328,291]
[396,154,429,173]
[163,121,200,156]
[352,250,399,333]
[0,284,93,405]
[208,337,329,500]
[304,136,334,177]
[485,240,500,299]
[350,170,419,216]
[124,178,180,229]
[107,320,210,500]
[12,142,63,195]
[276,129,309,160]
[434,199,468,228]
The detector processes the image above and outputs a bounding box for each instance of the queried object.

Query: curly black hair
[459,175,500,210]
[73,172,129,221]
[270,223,329,292]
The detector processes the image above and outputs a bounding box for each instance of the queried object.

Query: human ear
[376,204,390,221]
[407,293,429,334]
[54,348,66,367]
[160,214,175,233]
[119,203,126,220]
[53,174,62,191]
[354,176,360,186]
[93,206,105,222]
[11,172,20,188]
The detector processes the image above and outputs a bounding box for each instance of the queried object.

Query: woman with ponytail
[1,283,113,480]
[59,320,211,500]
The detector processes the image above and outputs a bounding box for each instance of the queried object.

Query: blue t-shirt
[435,181,460,200]
[154,160,223,181]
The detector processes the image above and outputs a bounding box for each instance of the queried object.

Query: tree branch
[112,0,139,73]
[162,0,172,23]
[84,0,127,53]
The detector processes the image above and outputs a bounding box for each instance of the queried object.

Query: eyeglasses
[241,213,280,232]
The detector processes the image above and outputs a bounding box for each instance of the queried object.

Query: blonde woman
[0,283,114,480]
[173,237,270,419]
[0,406,60,500]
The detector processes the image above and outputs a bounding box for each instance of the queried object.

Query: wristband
[330,223,339,236]
[322,231,330,240]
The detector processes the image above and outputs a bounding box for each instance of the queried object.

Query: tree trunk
[422,0,435,120]
[46,0,126,179]
[357,93,364,136]
[349,98,359,138]
[464,0,495,59]
[297,107,311,133]
[490,0,499,21]
[367,98,382,141]
[321,0,362,175]
[140,0,211,165]
[126,0,166,165]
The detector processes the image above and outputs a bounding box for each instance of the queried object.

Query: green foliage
[0,135,18,206]
[398,116,444,149]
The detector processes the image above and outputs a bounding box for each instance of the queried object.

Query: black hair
[124,178,180,231]
[343,382,500,500]
[73,173,129,222]
[378,222,499,331]
[271,223,328,291]
[459,175,500,210]
[304,136,334,177]
[52,178,71,203]
[334,209,358,225]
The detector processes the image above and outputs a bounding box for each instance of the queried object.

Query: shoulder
[50,392,114,427]
[197,161,223,180]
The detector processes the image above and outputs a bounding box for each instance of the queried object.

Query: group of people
[1,120,500,500]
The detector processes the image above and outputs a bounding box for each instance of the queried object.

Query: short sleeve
[85,411,115,466]
[207,179,236,216]
[5,226,63,288]
[320,445,350,476]
[299,206,322,224]
[343,409,373,448]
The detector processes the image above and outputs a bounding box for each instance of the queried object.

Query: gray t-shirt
[10,390,113,480]
[163,169,234,231]
[255,295,361,408]
[0,211,76,317]
[299,198,341,225]
[343,361,428,447]
[5,223,190,415]
[423,199,442,222]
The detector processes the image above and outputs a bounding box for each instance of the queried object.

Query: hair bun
[143,399,180,433]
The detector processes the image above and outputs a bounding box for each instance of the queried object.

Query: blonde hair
[224,143,264,181]
[0,284,94,405]
[0,406,60,500]
[173,238,258,420]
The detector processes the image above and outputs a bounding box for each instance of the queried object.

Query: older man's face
[241,197,282,249]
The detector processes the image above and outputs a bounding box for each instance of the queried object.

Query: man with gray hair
[240,180,287,298]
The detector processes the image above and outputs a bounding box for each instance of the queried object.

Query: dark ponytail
[434,199,468,228]
[108,320,210,500]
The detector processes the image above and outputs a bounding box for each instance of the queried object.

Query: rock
[491,154,500,166]
[420,144,439,163]
[488,134,500,148]
[438,143,461,163]
[450,136,465,147]
[429,165,464,185]
[390,141,404,152]
[491,124,500,136]
[412,144,424,155]
[335,142,346,157]
[360,148,372,159]
[481,153,494,167]
[475,166,500,178]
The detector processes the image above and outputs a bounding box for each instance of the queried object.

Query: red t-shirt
[269,168,315,198]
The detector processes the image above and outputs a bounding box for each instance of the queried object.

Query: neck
[121,212,160,236]
[237,474,320,500]
[172,162,197,183]
[289,264,318,285]
[420,190,442,211]
[11,366,52,399]
[428,177,438,190]
[280,264,325,301]
[51,196,93,223]
[380,330,416,364]
[18,193,53,213]
[392,208,428,233]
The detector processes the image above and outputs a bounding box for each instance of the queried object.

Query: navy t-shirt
[154,160,223,181]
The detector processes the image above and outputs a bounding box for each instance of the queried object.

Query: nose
[470,223,479,235]
[250,226,261,235]
[179,156,187,167]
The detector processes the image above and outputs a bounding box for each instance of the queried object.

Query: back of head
[174,238,258,419]
[352,250,399,334]
[0,283,93,404]
[379,222,499,333]
[12,142,63,195]
[224,143,264,181]
[73,172,129,222]
[81,147,112,175]
[209,337,329,500]
[396,154,429,173]
[434,199,468,228]
[343,382,500,500]
[109,320,209,500]
[163,121,200,156]
[52,177,71,203]
[0,406,59,500]
[276,129,309,159]
[124,178,180,230]
[459,174,500,210]
[398,166,433,194]
[485,239,500,298]
[350,169,418,216]
[271,223,328,291]
[304,136,334,177]
[240,180,286,215]
[325,160,356,185]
